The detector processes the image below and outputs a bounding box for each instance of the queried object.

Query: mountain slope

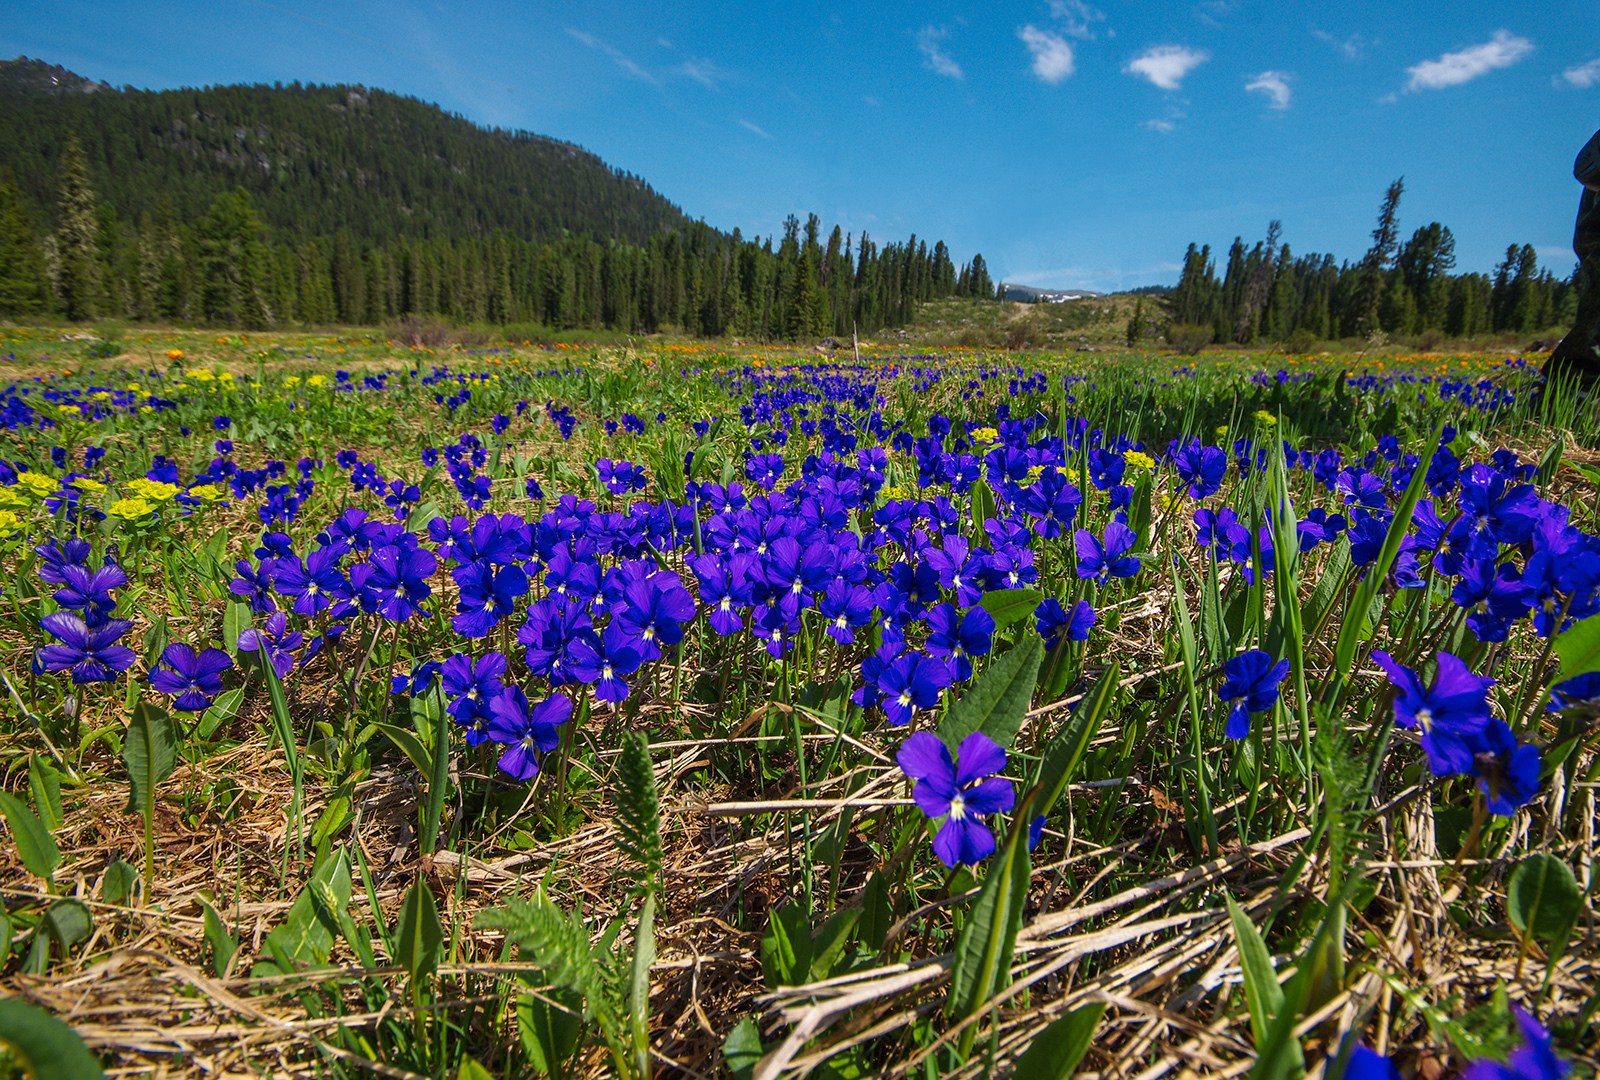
[0,56,691,245]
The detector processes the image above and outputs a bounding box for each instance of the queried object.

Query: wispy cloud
[1019,26,1075,84]
[1560,56,1600,88]
[567,28,658,84]
[679,59,720,89]
[1404,30,1532,91]
[1143,118,1177,133]
[1246,70,1292,109]
[1311,28,1366,60]
[1124,45,1208,90]
[916,26,964,80]
[737,119,772,139]
[1047,0,1105,40]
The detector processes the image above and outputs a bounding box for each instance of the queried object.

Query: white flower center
[1415,707,1433,732]
[897,690,912,707]
[949,793,966,820]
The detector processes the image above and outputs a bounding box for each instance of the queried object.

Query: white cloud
[916,26,964,80]
[1246,70,1292,109]
[1019,26,1075,84]
[1562,57,1600,88]
[1124,45,1208,90]
[1143,118,1176,133]
[737,119,772,139]
[566,28,658,84]
[1405,30,1532,91]
[1312,28,1365,60]
[679,60,719,89]
[1048,0,1105,40]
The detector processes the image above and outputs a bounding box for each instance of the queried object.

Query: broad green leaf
[1013,1002,1106,1080]
[222,600,251,653]
[375,722,433,776]
[0,998,106,1080]
[936,635,1043,754]
[263,849,351,966]
[421,686,452,857]
[1536,438,1564,490]
[516,983,584,1076]
[946,830,1030,1031]
[201,899,237,977]
[100,860,140,905]
[311,797,353,848]
[41,899,93,953]
[28,755,63,832]
[1301,536,1350,641]
[970,478,997,535]
[0,791,60,883]
[1029,661,1121,820]
[978,588,1046,631]
[122,701,178,816]
[807,906,862,982]
[456,1058,495,1080]
[859,872,891,953]
[1553,612,1600,681]
[760,903,813,988]
[196,687,244,741]
[1226,895,1284,1050]
[1507,853,1582,948]
[396,880,444,983]
[723,1016,767,1080]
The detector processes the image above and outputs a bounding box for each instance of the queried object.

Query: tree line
[1167,179,1578,344]
[0,62,994,337]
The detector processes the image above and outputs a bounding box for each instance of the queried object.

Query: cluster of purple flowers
[33,540,137,684]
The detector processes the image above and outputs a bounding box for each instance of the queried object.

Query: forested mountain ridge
[0,55,690,246]
[0,57,996,336]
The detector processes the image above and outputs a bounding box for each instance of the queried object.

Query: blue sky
[5,1,1599,291]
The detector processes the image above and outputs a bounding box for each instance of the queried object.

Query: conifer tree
[53,132,100,320]
[0,172,52,316]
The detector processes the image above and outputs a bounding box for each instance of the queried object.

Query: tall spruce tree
[53,132,100,320]
[0,172,52,316]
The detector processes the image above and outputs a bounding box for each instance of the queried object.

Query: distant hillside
[0,55,690,245]
[1002,283,1104,303]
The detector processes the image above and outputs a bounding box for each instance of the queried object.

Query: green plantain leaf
[201,898,238,978]
[1553,612,1600,681]
[28,755,63,832]
[978,588,1047,631]
[1029,661,1121,820]
[937,634,1042,754]
[395,880,444,984]
[122,701,178,817]
[0,998,106,1080]
[1013,1002,1106,1079]
[0,791,59,884]
[1507,853,1582,950]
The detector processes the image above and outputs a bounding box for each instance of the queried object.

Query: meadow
[0,323,1595,1080]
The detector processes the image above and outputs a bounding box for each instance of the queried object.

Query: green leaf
[516,983,584,1076]
[808,906,862,982]
[0,997,106,1080]
[263,849,351,967]
[1226,895,1284,1050]
[100,860,140,906]
[1507,853,1582,948]
[723,1016,767,1080]
[1013,1002,1105,1080]
[761,903,813,988]
[0,791,60,883]
[201,898,237,977]
[311,797,353,849]
[28,755,63,833]
[970,478,997,535]
[946,830,1030,1029]
[418,686,451,856]
[41,899,93,954]
[1301,536,1350,641]
[859,872,891,953]
[1536,438,1564,490]
[222,599,251,653]
[1553,612,1600,681]
[122,701,178,817]
[1028,661,1120,821]
[615,731,663,888]
[395,880,444,983]
[628,892,656,1079]
[456,1057,496,1080]
[375,722,433,776]
[196,687,244,741]
[978,588,1046,631]
[936,635,1043,754]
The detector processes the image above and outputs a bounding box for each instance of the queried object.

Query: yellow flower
[187,484,225,502]
[71,477,106,494]
[186,369,215,382]
[16,472,57,498]
[1254,410,1278,427]
[90,391,111,401]
[1214,425,1229,440]
[307,374,328,388]
[1123,450,1156,472]
[166,349,184,361]
[0,509,21,536]
[970,426,999,447]
[284,376,302,388]
[129,477,181,502]
[109,498,154,520]
[139,405,154,414]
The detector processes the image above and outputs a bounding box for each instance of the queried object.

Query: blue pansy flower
[897,730,1016,868]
